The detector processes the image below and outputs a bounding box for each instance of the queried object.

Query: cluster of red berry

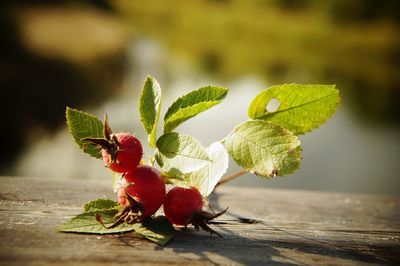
[86,117,224,235]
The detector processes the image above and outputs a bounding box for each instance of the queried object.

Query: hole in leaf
[266,98,281,112]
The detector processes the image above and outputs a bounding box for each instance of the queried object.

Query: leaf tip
[65,106,74,120]
[146,74,155,81]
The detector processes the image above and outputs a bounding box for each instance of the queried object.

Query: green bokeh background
[1,0,399,194]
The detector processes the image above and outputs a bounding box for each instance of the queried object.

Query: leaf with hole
[164,86,228,133]
[139,76,162,148]
[66,107,104,158]
[224,120,302,178]
[248,84,340,134]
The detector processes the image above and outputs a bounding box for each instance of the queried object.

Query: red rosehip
[83,116,142,173]
[163,187,203,225]
[102,132,142,173]
[123,165,166,218]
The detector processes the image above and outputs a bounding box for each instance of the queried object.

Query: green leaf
[139,76,162,148]
[58,209,136,234]
[133,216,175,246]
[155,132,211,175]
[83,199,119,213]
[248,84,340,134]
[224,120,302,178]
[184,142,229,196]
[164,86,228,133]
[111,172,123,193]
[160,171,190,187]
[60,199,175,245]
[66,107,104,158]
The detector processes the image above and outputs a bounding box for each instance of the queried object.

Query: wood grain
[0,176,399,265]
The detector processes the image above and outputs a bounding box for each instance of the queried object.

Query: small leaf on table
[60,199,175,245]
[59,209,136,234]
[133,216,175,246]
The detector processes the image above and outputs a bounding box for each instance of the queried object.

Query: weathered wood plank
[0,176,399,265]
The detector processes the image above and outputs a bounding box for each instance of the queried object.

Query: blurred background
[1,0,399,195]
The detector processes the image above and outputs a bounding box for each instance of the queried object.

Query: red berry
[102,133,142,173]
[163,187,203,225]
[123,165,166,218]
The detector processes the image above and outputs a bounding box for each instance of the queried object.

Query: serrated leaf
[139,76,162,148]
[83,199,119,213]
[248,84,340,135]
[112,172,123,193]
[155,132,211,175]
[60,198,175,245]
[134,216,175,246]
[66,107,104,158]
[184,142,229,196]
[224,120,302,178]
[164,86,228,133]
[58,209,136,234]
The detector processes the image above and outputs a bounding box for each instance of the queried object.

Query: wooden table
[0,176,399,265]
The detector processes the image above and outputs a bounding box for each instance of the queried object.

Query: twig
[215,169,248,189]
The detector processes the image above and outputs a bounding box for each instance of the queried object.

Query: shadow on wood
[0,176,399,265]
